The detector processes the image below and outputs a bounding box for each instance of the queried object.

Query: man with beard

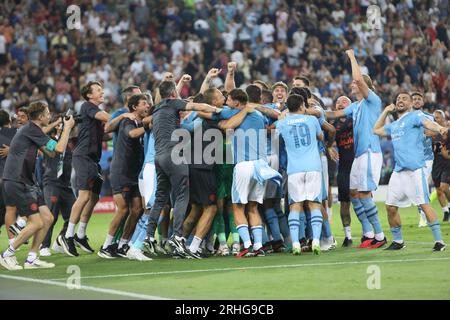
[373,92,447,251]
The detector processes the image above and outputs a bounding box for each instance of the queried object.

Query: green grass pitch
[1,203,449,300]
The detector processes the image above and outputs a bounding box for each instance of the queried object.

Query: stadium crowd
[0,0,449,269]
[0,0,449,113]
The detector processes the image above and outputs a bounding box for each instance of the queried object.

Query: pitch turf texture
[1,203,449,300]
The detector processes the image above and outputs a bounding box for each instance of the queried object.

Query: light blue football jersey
[275,114,323,175]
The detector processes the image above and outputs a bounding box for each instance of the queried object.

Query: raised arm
[55,116,76,154]
[176,74,192,96]
[373,104,395,137]
[42,117,62,134]
[42,116,76,158]
[155,72,175,104]
[224,62,236,93]
[200,68,221,94]
[346,49,369,99]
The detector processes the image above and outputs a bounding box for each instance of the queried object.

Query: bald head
[335,96,352,110]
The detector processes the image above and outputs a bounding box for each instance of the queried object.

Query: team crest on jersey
[30,203,38,211]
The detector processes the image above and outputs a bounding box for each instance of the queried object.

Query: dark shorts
[72,155,103,194]
[432,164,450,188]
[337,169,351,202]
[3,181,45,217]
[111,180,141,202]
[43,184,76,220]
[190,167,217,205]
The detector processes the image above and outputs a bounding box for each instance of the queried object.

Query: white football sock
[65,222,76,238]
[344,226,352,239]
[189,236,202,253]
[76,222,87,238]
[102,235,114,249]
[118,238,129,249]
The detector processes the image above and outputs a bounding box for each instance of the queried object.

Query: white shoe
[329,237,337,250]
[127,247,152,261]
[52,239,65,254]
[216,244,230,256]
[320,239,331,251]
[0,255,23,271]
[40,247,51,257]
[24,258,55,269]
[418,217,428,228]
[231,243,241,256]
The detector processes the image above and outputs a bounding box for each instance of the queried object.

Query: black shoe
[271,240,285,253]
[432,242,446,252]
[144,238,168,256]
[254,248,266,257]
[262,242,273,254]
[9,222,23,237]
[98,244,119,259]
[143,238,157,256]
[168,236,192,258]
[185,249,202,259]
[168,236,186,252]
[74,234,94,253]
[116,244,130,258]
[384,241,406,251]
[342,237,353,247]
[444,211,450,222]
[58,235,79,257]
[197,249,209,258]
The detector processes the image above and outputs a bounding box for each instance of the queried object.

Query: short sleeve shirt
[3,122,51,185]
[73,101,104,162]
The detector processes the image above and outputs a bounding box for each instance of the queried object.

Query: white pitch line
[0,273,172,300]
[46,256,450,281]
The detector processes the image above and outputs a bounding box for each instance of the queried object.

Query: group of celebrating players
[0,48,448,270]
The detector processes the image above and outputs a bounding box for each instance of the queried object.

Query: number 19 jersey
[275,114,323,175]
